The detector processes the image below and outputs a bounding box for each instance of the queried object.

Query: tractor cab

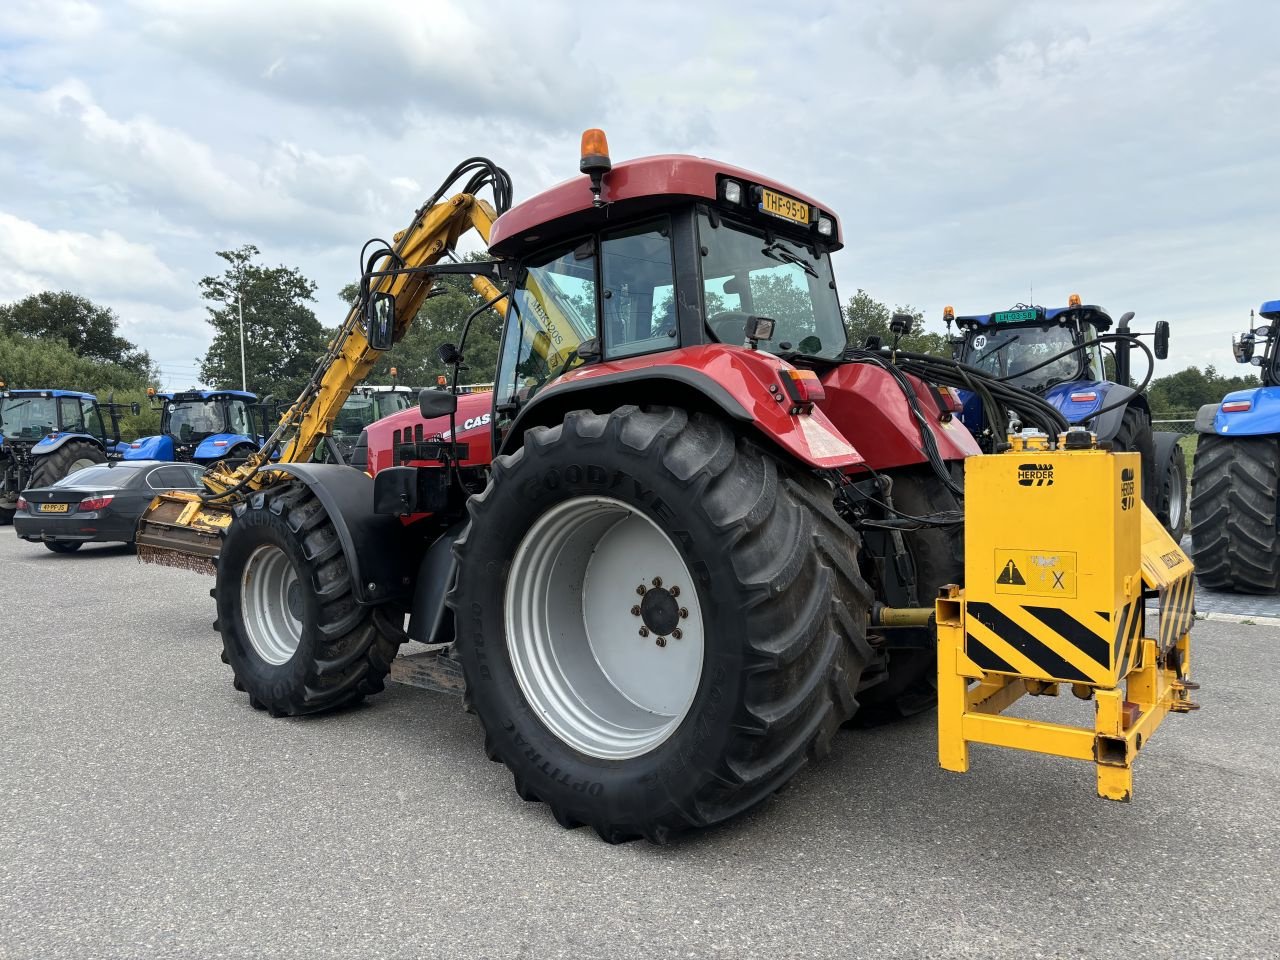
[334,384,415,438]
[0,389,109,443]
[126,389,265,464]
[483,142,849,445]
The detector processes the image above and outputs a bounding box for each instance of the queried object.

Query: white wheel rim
[241,544,304,665]
[505,496,705,760]
[1169,464,1186,531]
[67,457,98,474]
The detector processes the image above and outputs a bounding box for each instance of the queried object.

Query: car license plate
[40,502,70,513]
[759,188,811,225]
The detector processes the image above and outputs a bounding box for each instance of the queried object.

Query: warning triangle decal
[997,559,1026,585]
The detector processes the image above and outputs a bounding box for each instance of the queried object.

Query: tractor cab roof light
[1068,292,1082,307]
[580,128,611,207]
[721,179,743,205]
[816,216,834,237]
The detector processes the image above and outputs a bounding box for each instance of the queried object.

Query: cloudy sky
[0,0,1275,389]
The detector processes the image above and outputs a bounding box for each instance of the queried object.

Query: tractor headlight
[721,179,743,205]
[816,216,834,237]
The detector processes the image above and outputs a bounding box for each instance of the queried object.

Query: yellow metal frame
[935,437,1199,801]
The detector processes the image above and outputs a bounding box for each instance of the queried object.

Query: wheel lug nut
[630,605,641,616]
[636,584,646,595]
[672,628,683,640]
[669,585,680,597]
[639,626,650,637]
[652,576,663,588]
[655,636,667,647]
[679,607,688,619]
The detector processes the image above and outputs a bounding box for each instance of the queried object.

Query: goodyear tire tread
[450,406,873,843]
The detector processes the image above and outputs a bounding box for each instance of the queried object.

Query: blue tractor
[124,389,269,465]
[947,296,1185,537]
[1189,299,1280,592]
[0,386,136,523]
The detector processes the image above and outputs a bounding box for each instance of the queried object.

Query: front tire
[1154,434,1188,540]
[216,482,403,715]
[1190,434,1280,593]
[29,441,106,488]
[451,406,873,843]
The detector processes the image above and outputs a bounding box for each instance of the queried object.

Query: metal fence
[1152,420,1197,436]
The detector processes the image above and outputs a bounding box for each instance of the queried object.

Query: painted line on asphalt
[1196,611,1280,628]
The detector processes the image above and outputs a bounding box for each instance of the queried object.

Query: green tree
[0,291,157,381]
[198,245,326,400]
[1146,365,1259,417]
[842,289,948,356]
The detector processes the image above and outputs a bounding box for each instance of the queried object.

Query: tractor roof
[488,154,841,255]
[169,389,258,402]
[956,304,1114,331]
[1260,299,1280,320]
[2,388,97,400]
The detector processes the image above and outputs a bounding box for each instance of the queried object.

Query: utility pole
[237,293,247,392]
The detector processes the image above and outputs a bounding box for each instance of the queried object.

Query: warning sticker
[994,549,1077,598]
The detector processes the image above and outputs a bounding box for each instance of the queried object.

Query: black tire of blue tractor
[850,467,965,727]
[1155,436,1188,540]
[29,440,107,489]
[214,481,403,716]
[450,405,874,844]
[1111,407,1158,512]
[1190,434,1280,594]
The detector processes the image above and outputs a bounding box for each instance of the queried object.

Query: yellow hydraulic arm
[136,192,506,568]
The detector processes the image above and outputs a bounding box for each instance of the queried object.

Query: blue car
[947,297,1185,537]
[124,389,269,465]
[0,387,134,523]
[1189,299,1280,593]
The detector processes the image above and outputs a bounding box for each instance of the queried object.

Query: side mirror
[437,342,462,366]
[364,291,396,351]
[1233,333,1256,364]
[419,388,458,419]
[1153,320,1170,360]
[890,312,915,337]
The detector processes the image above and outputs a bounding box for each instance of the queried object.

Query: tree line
[0,244,1255,435]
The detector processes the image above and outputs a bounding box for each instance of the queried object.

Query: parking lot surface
[2,533,1277,959]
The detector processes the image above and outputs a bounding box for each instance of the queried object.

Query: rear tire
[853,468,964,726]
[451,406,873,843]
[44,541,82,554]
[1154,434,1188,540]
[215,481,403,715]
[29,441,107,489]
[1190,434,1280,593]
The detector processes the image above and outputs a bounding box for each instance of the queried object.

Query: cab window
[58,397,85,431]
[80,398,105,438]
[495,240,597,423]
[600,220,677,359]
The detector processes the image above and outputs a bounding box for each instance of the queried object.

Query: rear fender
[266,463,416,605]
[1196,387,1280,437]
[31,433,103,457]
[195,433,255,462]
[817,363,979,472]
[499,344,864,470]
[1089,387,1146,443]
[124,435,174,461]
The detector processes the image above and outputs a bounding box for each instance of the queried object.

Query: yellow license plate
[760,188,811,225]
[40,502,70,513]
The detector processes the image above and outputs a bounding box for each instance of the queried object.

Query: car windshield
[168,400,226,440]
[698,213,847,360]
[52,465,139,488]
[964,323,1084,390]
[0,396,58,437]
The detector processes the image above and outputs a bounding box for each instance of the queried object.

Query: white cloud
[0,211,181,302]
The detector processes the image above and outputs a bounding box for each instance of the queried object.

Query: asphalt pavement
[2,533,1277,959]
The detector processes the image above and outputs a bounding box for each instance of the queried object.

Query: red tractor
[142,137,1084,842]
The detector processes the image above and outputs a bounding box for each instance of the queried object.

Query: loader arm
[137,192,507,568]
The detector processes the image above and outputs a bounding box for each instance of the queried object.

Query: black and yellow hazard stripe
[1158,572,1195,650]
[964,601,1115,685]
[1113,594,1144,680]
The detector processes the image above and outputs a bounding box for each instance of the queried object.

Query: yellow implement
[135,193,506,570]
[936,433,1197,800]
